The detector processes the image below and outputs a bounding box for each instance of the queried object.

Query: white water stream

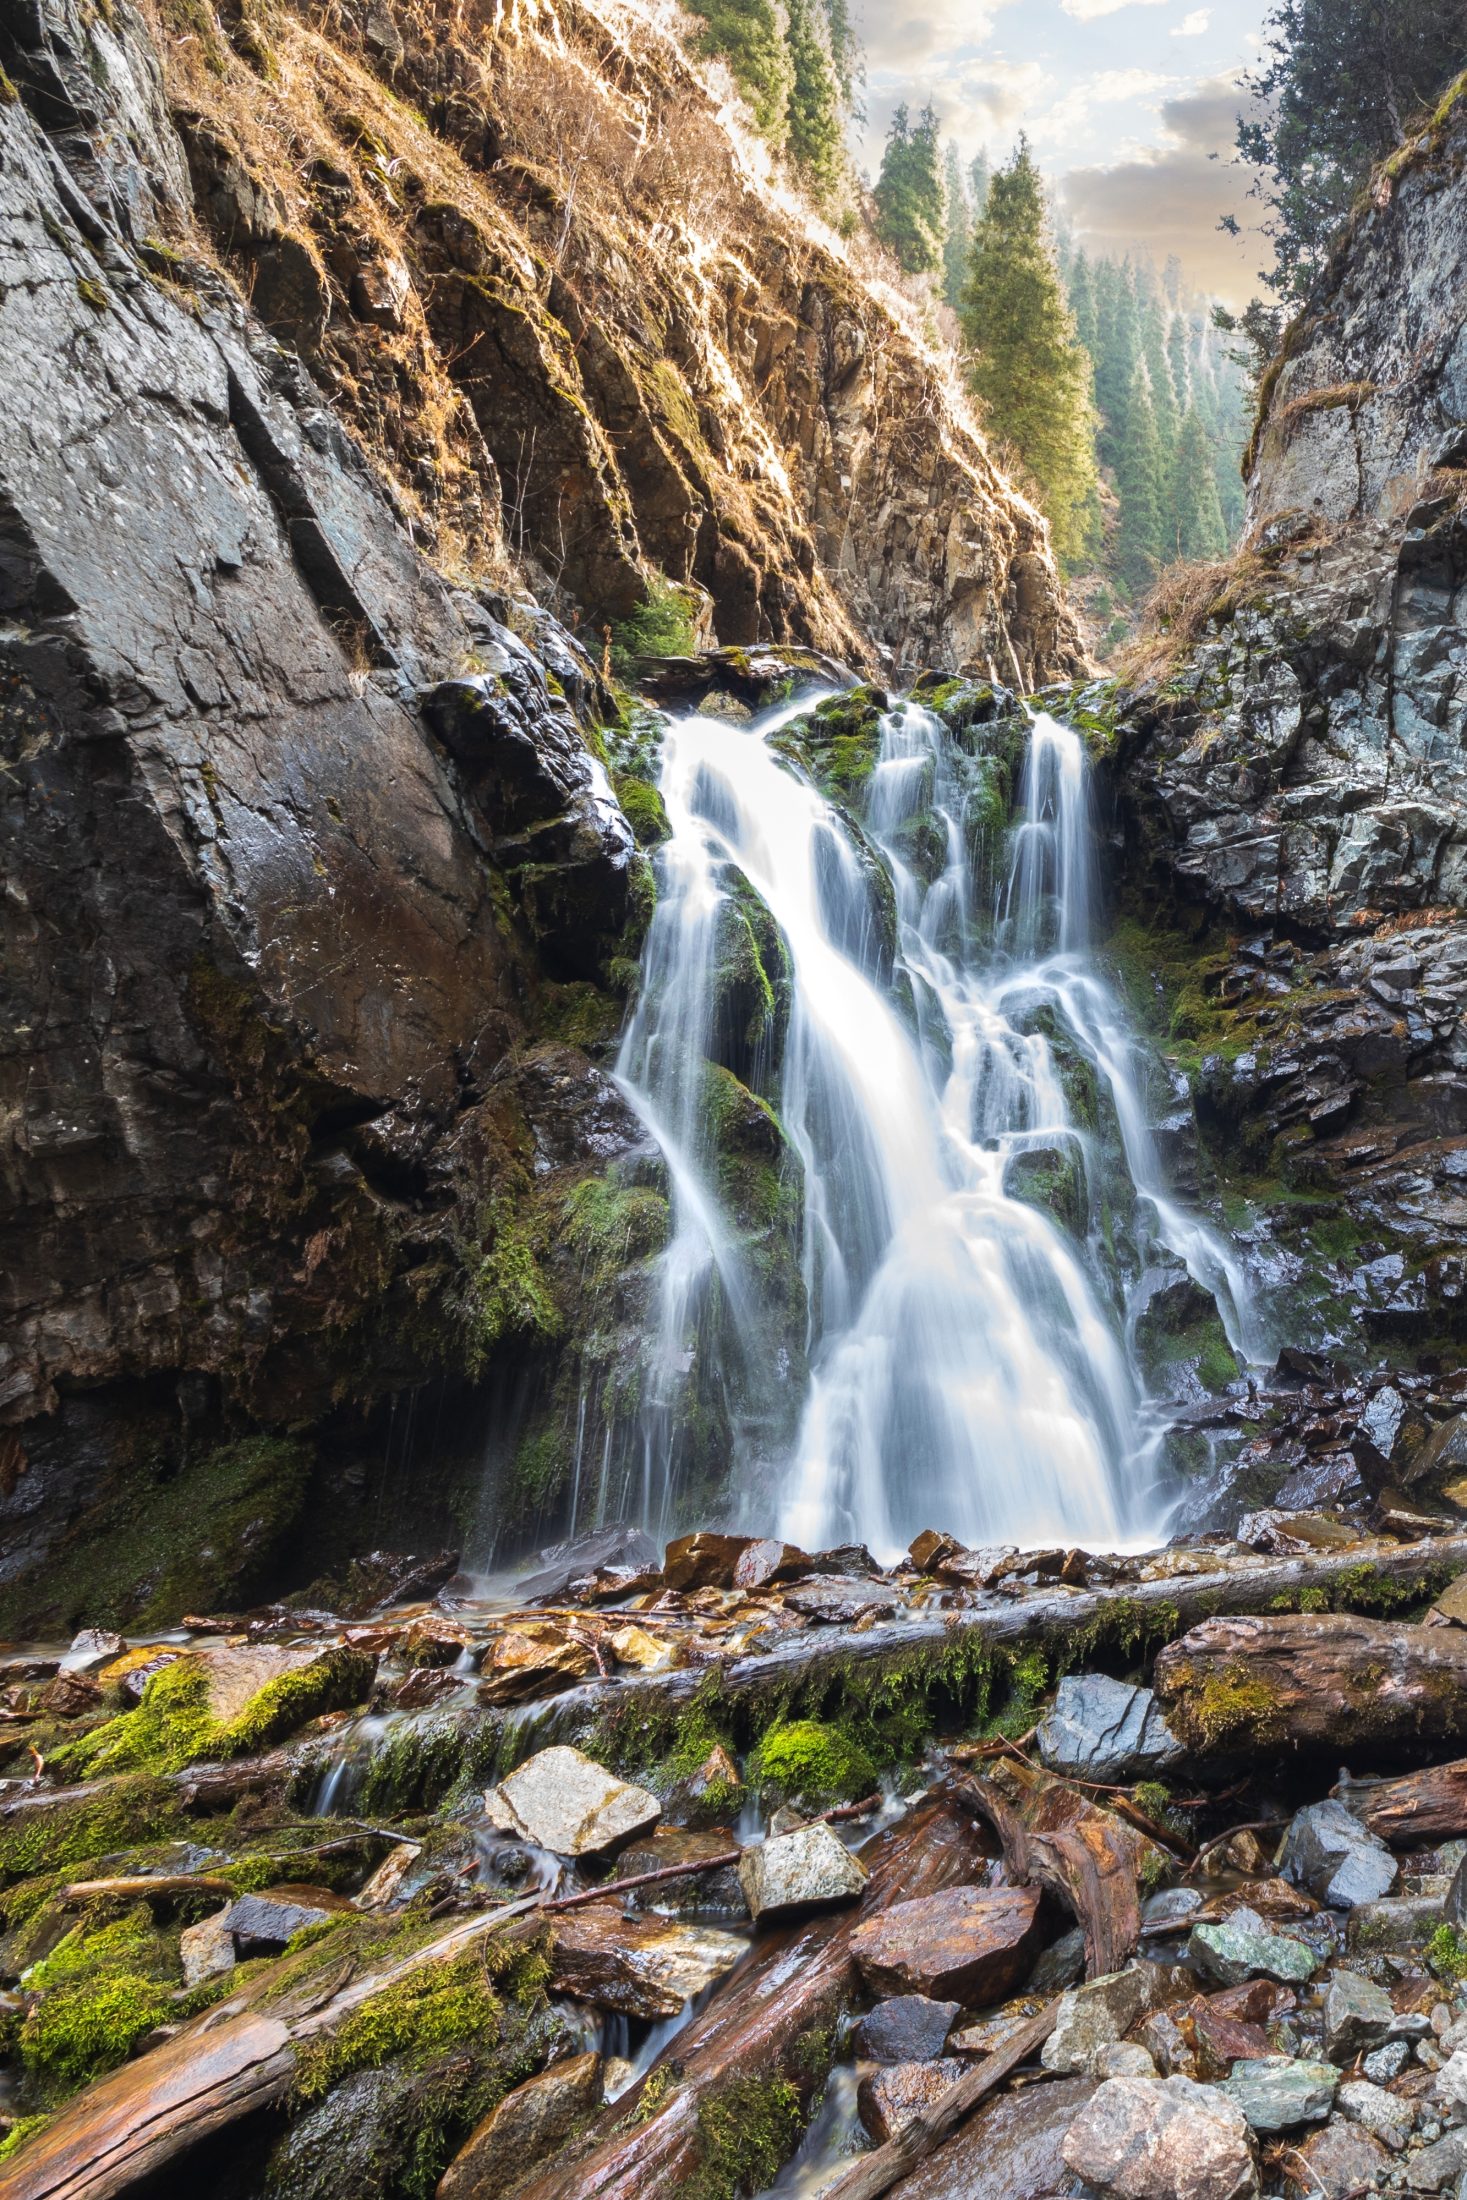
[608,695,1262,1558]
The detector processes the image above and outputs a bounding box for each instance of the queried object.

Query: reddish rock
[1282,2118,1391,2200]
[857,2058,965,2144]
[437,2052,604,2199]
[478,1625,594,1705]
[732,1540,811,1591]
[851,1884,1044,2004]
[908,1529,959,1573]
[661,1533,755,1590]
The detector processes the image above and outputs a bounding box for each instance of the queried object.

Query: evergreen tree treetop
[874,100,945,274]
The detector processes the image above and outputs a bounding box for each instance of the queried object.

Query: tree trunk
[1337,1757,1467,1843]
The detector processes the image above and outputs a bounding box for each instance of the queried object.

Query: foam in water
[609,694,1263,1558]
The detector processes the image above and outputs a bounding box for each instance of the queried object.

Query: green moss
[1429,1923,1467,1984]
[0,1777,185,1888]
[614,773,672,849]
[563,1176,670,1282]
[456,1201,563,1380]
[0,2118,49,2165]
[0,64,19,102]
[55,1646,375,1778]
[977,1648,1051,1741]
[1166,1660,1283,1752]
[687,2074,805,2200]
[610,580,699,680]
[747,1720,878,1808]
[1004,1144,1088,1239]
[20,1910,175,2101]
[292,1933,551,2104]
[75,276,108,311]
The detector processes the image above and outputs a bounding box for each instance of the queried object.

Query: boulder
[179,1909,235,1987]
[857,2058,965,2145]
[1188,1911,1319,1989]
[732,1540,811,1591]
[606,1625,678,1674]
[1403,2128,1467,2190]
[1345,1893,1444,1953]
[851,1885,1044,2004]
[887,2072,1097,2200]
[855,1995,963,2065]
[1336,2077,1414,2149]
[666,1745,745,1829]
[547,1911,747,2019]
[59,1627,126,1674]
[1061,2074,1260,2200]
[781,1575,900,1624]
[478,1626,594,1705]
[1282,1800,1398,1910]
[437,2052,604,2199]
[1281,2119,1391,2200]
[1035,1676,1185,1785]
[513,1527,659,1605]
[1041,1968,1150,2076]
[223,1884,353,1954]
[484,1746,660,1857]
[1222,2056,1339,2132]
[661,1533,754,1590]
[737,1823,868,1921]
[1322,1969,1394,2059]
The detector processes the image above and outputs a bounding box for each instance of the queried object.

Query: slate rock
[854,1994,963,2065]
[547,1910,747,2018]
[1322,1968,1394,2059]
[1346,1893,1445,1953]
[661,1533,754,1590]
[857,2057,965,2145]
[437,2051,604,2199]
[1188,1911,1319,1989]
[732,1540,811,1591]
[852,1885,1044,2004]
[1042,1968,1149,2076]
[1222,2055,1339,2132]
[613,1826,745,1917]
[737,1822,868,1920]
[224,1884,353,1954]
[512,1526,659,1605]
[1029,1924,1088,1993]
[889,2072,1097,2200]
[1282,2119,1391,2199]
[484,1746,660,1857]
[1035,1675,1186,1785]
[1061,2073,1260,2200]
[781,1575,900,1624]
[1404,2128,1467,2191]
[1336,2076,1414,2149]
[1283,1800,1398,1910]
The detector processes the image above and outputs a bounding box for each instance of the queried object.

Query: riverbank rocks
[855,1995,963,2063]
[1283,2119,1392,2199]
[857,2057,965,2144]
[224,1884,354,1954]
[1323,1969,1395,2057]
[851,1884,1044,2003]
[1036,1676,1185,1784]
[547,1911,747,2018]
[437,2052,604,2200]
[661,1533,755,1590]
[479,1625,595,1705]
[1337,2076,1415,2149]
[1042,1969,1150,2075]
[1223,2055,1339,2132]
[737,1822,868,1919]
[1062,2073,1261,2200]
[1283,1799,1398,1909]
[483,1746,660,1857]
[1188,1911,1320,1989]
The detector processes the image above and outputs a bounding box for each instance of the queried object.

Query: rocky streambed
[9,1516,1467,2198]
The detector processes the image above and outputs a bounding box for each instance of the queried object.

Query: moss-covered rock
[746,1719,878,1809]
[710,868,791,1091]
[1136,1277,1239,1396]
[54,1645,377,1779]
[1004,1142,1089,1240]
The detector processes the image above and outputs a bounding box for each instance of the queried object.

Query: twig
[536,1793,885,1916]
[1184,1819,1289,1880]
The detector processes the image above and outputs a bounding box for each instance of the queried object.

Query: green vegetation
[609,580,699,680]
[18,1911,175,2101]
[689,2074,805,2200]
[292,1934,551,2103]
[614,772,671,849]
[783,0,844,201]
[55,1647,374,1779]
[1429,1923,1467,1984]
[747,1719,878,1806]
[874,102,945,274]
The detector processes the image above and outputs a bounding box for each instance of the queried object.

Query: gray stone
[1188,1911,1320,1990]
[1337,2076,1415,2150]
[1364,2039,1413,2081]
[1323,1968,1395,2059]
[1030,1924,1088,1993]
[1042,1968,1150,2076]
[223,1886,351,1954]
[1143,1887,1204,1933]
[854,1995,962,2065]
[1284,2119,1392,2200]
[737,1823,868,1921]
[1284,1800,1398,1911]
[1406,2130,1467,2192]
[857,2058,965,2145]
[1223,2056,1339,2132]
[1035,1674,1186,1785]
[179,1908,235,1987]
[484,1747,660,1858]
[1061,2073,1260,2200]
[1100,2042,1161,2078]
[1347,1894,1445,1954]
[1435,2047,1467,2114]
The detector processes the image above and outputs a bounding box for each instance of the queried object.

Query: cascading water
[607,690,1263,1558]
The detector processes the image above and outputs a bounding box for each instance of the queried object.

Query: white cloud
[854,0,1017,69]
[1034,68,1170,143]
[1172,8,1211,32]
[1059,0,1169,19]
[861,58,1050,167]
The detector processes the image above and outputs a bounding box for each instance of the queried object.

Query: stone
[401,1616,476,1669]
[547,1911,747,2018]
[1222,2056,1339,2132]
[483,1746,660,1858]
[851,1885,1044,2005]
[908,1529,959,1573]
[197,1643,368,1724]
[781,1575,900,1624]
[1100,2043,1161,2078]
[39,1671,101,1717]
[1284,1800,1398,1910]
[1061,2074,1260,2200]
[950,2007,1041,2058]
[513,1528,659,1605]
[1430,1573,1467,1628]
[1347,1894,1445,1953]
[737,1823,868,1920]
[179,1909,235,1987]
[855,1995,963,2065]
[478,1626,594,1705]
[1282,2119,1392,2200]
[59,1627,127,1673]
[1042,1968,1150,2076]
[613,1827,745,1916]
[1406,2130,1467,2191]
[1323,1969,1395,2059]
[1433,2046,1467,2113]
[1188,1912,1319,1989]
[666,1745,745,1830]
[606,1625,678,1674]
[1363,2039,1413,2081]
[354,1843,424,1913]
[889,2072,1097,2200]
[436,2051,604,2199]
[1446,1850,1467,1927]
[1034,1675,1186,1785]
[223,1884,353,1954]
[857,2058,965,2145]
[731,1540,811,1591]
[1337,2076,1415,2149]
[1029,1925,1088,1993]
[1142,1887,1204,1934]
[661,1533,755,1590]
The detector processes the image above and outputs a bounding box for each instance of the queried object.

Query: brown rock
[392,1666,467,1711]
[400,1616,477,1669]
[547,1908,746,2018]
[668,1744,745,1828]
[857,2057,965,2144]
[39,1671,102,1717]
[437,2052,603,2199]
[934,1546,1019,1589]
[1281,2118,1391,2199]
[908,1530,959,1574]
[732,1540,811,1592]
[851,1884,1044,2004]
[661,1533,755,1591]
[478,1626,594,1705]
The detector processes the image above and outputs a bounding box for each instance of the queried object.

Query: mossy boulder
[53,1643,377,1779]
[17,1908,176,2103]
[1004,1142,1089,1240]
[773,685,887,807]
[710,867,791,1089]
[1136,1277,1240,1396]
[746,1719,878,1810]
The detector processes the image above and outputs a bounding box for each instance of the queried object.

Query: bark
[1337,1758,1467,1843]
[513,1792,993,2200]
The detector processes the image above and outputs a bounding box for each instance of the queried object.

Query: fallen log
[820,1999,1059,2200]
[954,1758,1161,1979]
[512,1791,992,2200]
[1154,1611,1467,1764]
[61,1875,236,1904]
[1336,1758,1467,1844]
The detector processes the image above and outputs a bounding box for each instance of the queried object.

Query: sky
[852,0,1269,306]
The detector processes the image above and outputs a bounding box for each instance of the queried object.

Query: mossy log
[513,1793,988,2200]
[1154,1610,1467,1764]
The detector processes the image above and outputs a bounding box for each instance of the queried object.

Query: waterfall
[610,692,1263,1558]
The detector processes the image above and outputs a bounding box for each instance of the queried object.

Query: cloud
[1060,74,1270,304]
[1059,0,1169,18]
[1172,8,1211,31]
[1034,68,1171,144]
[860,58,1050,167]
[853,0,1016,69]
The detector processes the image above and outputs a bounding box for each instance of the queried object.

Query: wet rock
[224,1884,353,1954]
[1102,2043,1161,2078]
[732,1540,811,1591]
[1030,1924,1089,1992]
[484,1746,660,1857]
[1323,1969,1395,2059]
[1363,2039,1413,2081]
[547,1910,746,2018]
[892,2071,1097,2200]
[781,1575,900,1624]
[1222,2056,1339,2132]
[737,1823,868,1920]
[437,2051,604,2199]
[1282,2119,1391,2199]
[400,1616,477,1669]
[1404,2128,1467,2190]
[354,1843,424,1913]
[1283,1799,1398,1909]
[1336,2076,1414,2149]
[606,1625,678,1674]
[857,2057,965,2144]
[514,1528,659,1605]
[59,1627,126,1673]
[1431,2045,1467,2113]
[1188,1911,1319,1989]
[1042,1968,1150,2076]
[338,1549,460,1617]
[1035,1676,1185,1785]
[666,1744,745,1829]
[851,1885,1044,2004]
[661,1533,754,1590]
[613,1827,745,1916]
[1143,1888,1204,1935]
[392,1666,467,1712]
[1061,2073,1260,2200]
[908,1529,959,1573]
[179,1909,236,1987]
[855,1994,963,2064]
[478,1626,594,1705]
[39,1671,101,1717]
[1346,1893,1445,1954]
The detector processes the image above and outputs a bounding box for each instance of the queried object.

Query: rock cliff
[0,0,1074,1623]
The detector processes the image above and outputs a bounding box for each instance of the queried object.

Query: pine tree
[818,0,860,105]
[968,149,990,221]
[1172,407,1228,560]
[1137,268,1180,502]
[959,137,1098,566]
[686,0,795,144]
[784,0,845,199]
[1091,259,1139,474]
[1114,360,1165,594]
[941,142,972,310]
[874,102,945,275]
[1068,249,1098,357]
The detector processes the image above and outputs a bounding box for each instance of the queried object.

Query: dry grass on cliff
[1112,553,1271,684]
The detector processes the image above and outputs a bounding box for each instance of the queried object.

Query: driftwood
[955,1758,1159,1979]
[821,1999,1060,2200]
[1337,1758,1467,1844]
[513,1793,992,2200]
[1154,1611,1467,1762]
[61,1875,236,1904]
